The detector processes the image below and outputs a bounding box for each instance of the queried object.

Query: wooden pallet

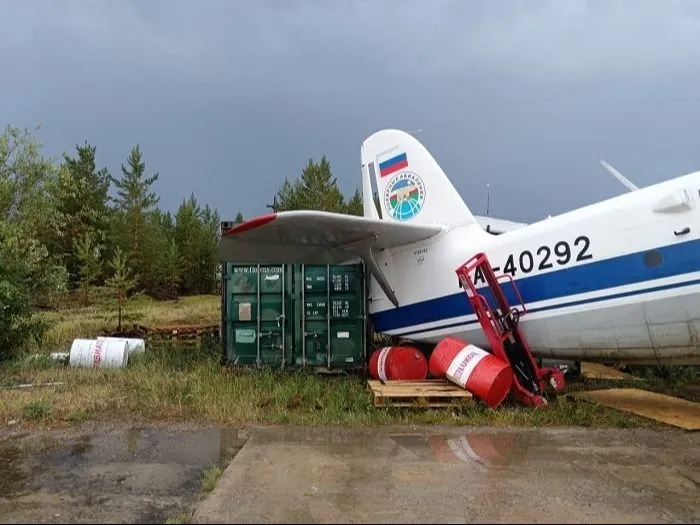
[142,324,220,347]
[368,379,473,408]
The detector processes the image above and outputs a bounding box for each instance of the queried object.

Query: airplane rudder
[373,132,474,226]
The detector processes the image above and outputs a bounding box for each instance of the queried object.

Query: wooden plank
[581,362,640,381]
[368,379,473,408]
[376,402,466,408]
[370,382,468,391]
[571,388,700,431]
[368,380,473,394]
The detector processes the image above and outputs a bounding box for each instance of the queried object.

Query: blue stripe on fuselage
[371,236,700,335]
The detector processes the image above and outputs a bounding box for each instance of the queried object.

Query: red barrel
[368,346,428,381]
[428,336,513,408]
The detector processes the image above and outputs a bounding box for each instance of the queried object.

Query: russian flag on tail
[378,151,408,177]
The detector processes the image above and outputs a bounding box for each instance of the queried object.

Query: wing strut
[341,234,399,308]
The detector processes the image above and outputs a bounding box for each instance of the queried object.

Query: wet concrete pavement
[1,424,698,524]
[0,425,249,524]
[193,426,700,524]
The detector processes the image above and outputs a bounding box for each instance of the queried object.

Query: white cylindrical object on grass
[69,338,129,368]
[97,336,146,356]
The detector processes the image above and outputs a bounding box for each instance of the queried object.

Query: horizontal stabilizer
[218,210,444,264]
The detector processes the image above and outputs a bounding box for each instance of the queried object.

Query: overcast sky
[2,0,700,223]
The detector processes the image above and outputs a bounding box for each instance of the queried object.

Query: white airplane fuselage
[368,170,700,365]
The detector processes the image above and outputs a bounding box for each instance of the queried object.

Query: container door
[224,264,289,367]
[298,264,366,368]
[328,264,366,367]
[299,265,329,366]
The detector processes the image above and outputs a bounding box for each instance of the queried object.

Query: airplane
[218,128,700,366]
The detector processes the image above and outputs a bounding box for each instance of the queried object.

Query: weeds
[0,341,665,428]
[200,465,223,493]
[23,401,52,421]
[163,440,242,524]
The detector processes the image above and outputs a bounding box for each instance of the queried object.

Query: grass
[163,441,243,524]
[201,465,224,493]
[0,341,673,429]
[1,292,697,430]
[32,290,220,353]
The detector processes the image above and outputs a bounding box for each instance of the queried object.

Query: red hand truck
[456,252,566,407]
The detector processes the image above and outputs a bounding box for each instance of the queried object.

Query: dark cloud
[2,0,699,222]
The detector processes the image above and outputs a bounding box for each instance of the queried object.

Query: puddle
[0,426,249,524]
[250,425,533,470]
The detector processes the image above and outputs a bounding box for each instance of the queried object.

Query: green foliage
[55,142,111,285]
[106,246,137,330]
[0,124,59,231]
[345,188,363,216]
[139,209,182,300]
[175,194,220,295]
[109,144,160,283]
[0,125,66,361]
[23,400,52,420]
[201,465,223,492]
[274,156,363,215]
[75,233,103,306]
[0,222,49,361]
[0,121,374,357]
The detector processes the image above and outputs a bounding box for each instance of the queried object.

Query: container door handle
[276,314,285,327]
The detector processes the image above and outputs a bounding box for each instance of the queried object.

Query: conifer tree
[109,145,159,280]
[75,233,102,306]
[106,247,137,331]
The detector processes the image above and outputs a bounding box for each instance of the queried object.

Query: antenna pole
[266,195,280,212]
[486,184,490,216]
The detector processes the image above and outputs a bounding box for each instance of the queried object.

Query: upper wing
[218,210,444,264]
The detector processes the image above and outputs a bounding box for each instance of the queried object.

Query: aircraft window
[643,249,663,269]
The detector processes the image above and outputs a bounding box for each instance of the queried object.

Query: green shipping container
[221,264,293,366]
[221,262,367,370]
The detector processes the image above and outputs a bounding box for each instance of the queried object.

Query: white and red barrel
[368,346,428,381]
[428,336,513,408]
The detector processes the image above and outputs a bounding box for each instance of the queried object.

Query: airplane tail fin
[361,129,477,228]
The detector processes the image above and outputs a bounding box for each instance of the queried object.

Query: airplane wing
[218,210,444,265]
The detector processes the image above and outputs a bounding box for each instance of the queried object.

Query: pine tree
[275,178,297,211]
[75,233,102,306]
[139,210,179,299]
[56,142,111,286]
[234,211,244,223]
[109,145,159,281]
[344,189,363,216]
[161,239,183,299]
[106,247,137,331]
[275,156,346,213]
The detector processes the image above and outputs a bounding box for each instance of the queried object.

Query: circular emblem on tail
[384,171,426,221]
